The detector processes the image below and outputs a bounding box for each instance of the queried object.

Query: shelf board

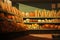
[28,29,59,31]
[8,12,20,17]
[5,11,16,16]
[0,9,22,18]
[24,22,60,24]
[0,9,15,16]
[25,30,60,34]
[23,17,60,19]
[0,18,21,23]
[7,19,21,23]
[16,20,21,23]
[7,12,22,18]
[7,19,13,22]
[6,12,15,16]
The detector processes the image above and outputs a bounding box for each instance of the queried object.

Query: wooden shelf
[23,17,60,19]
[24,22,60,24]
[6,12,15,16]
[7,19,20,23]
[27,28,59,30]
[0,9,22,18]
[27,27,59,30]
[7,19,13,22]
[0,9,15,16]
[7,11,21,18]
[0,18,20,23]
[0,9,21,23]
[25,30,60,34]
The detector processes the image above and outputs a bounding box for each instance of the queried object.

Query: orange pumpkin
[7,15,12,19]
[29,12,35,17]
[11,16,15,20]
[44,24,50,28]
[50,25,54,29]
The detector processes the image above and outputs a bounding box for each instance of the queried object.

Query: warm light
[57,3,60,8]
[51,4,56,9]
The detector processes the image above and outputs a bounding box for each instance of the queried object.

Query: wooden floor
[13,34,52,40]
[0,32,53,40]
[29,34,52,39]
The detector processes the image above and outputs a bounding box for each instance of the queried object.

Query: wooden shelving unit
[0,1,60,34]
[23,17,60,19]
[24,22,60,24]
[0,9,21,23]
[23,15,60,31]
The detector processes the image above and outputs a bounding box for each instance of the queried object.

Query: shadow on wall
[19,2,52,12]
[20,2,52,10]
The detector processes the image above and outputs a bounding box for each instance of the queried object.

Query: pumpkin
[29,12,35,17]
[7,15,12,19]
